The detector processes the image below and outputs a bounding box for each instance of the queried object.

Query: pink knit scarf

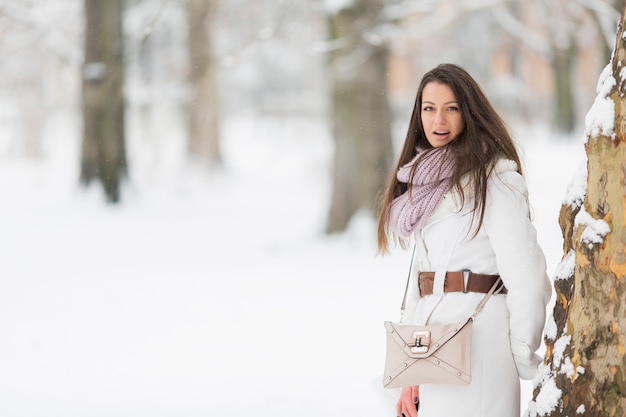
[389,147,456,237]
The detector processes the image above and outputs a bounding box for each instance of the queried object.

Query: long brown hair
[376,63,522,254]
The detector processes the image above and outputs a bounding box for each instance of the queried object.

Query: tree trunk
[552,42,577,134]
[185,0,221,165]
[528,4,626,417]
[80,0,127,203]
[325,0,393,233]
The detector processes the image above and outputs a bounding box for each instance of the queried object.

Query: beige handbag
[382,248,502,388]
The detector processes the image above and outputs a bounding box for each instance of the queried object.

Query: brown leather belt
[418,271,507,296]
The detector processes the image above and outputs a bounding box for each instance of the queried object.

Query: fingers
[411,385,420,416]
[402,391,418,417]
[401,393,412,417]
[396,387,408,417]
[396,386,419,417]
[411,385,419,404]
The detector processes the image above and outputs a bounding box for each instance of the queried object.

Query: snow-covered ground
[0,112,585,416]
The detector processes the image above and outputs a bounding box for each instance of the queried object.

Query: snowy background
[0,111,584,416]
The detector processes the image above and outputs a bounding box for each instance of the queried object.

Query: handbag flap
[384,319,472,359]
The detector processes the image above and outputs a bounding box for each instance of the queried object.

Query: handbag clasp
[410,330,431,353]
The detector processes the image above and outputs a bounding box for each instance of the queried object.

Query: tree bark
[325,0,393,233]
[185,0,221,165]
[80,0,127,203]
[529,4,626,417]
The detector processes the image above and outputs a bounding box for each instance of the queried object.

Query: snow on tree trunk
[185,0,221,165]
[527,5,626,417]
[325,0,393,233]
[80,0,127,203]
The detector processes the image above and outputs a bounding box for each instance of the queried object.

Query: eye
[422,106,434,112]
[447,106,459,111]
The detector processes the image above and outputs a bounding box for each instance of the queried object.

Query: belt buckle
[462,270,471,293]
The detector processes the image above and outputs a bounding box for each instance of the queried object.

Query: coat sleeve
[482,167,552,380]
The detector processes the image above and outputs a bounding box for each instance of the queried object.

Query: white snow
[584,63,616,141]
[83,62,108,81]
[0,111,585,416]
[562,158,587,209]
[554,249,575,281]
[532,362,553,388]
[575,208,611,248]
[534,377,562,416]
[577,404,586,414]
[553,334,571,369]
[544,314,558,341]
[559,357,575,378]
[323,0,355,14]
[597,63,616,96]
[527,363,564,417]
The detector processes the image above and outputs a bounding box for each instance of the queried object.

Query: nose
[434,109,446,124]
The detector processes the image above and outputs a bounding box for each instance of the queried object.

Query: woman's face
[420,81,465,148]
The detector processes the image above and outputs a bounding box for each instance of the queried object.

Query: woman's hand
[396,385,419,417]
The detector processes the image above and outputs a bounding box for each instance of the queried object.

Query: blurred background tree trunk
[185,0,221,165]
[80,0,127,203]
[530,4,626,416]
[325,0,393,233]
[552,42,577,133]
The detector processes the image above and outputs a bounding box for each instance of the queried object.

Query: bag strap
[397,244,503,324]
[469,276,503,320]
[398,244,417,324]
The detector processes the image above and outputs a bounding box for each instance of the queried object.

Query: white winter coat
[403,159,552,417]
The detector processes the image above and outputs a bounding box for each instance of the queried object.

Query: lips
[434,130,450,137]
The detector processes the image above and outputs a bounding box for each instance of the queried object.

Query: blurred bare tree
[185,0,221,165]
[325,0,394,233]
[0,1,80,159]
[80,0,127,203]
[492,0,620,133]
[383,0,619,135]
[0,0,620,209]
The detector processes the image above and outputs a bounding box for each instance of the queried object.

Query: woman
[377,64,552,417]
